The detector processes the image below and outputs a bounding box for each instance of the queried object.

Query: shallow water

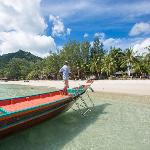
[0,85,150,150]
[0,84,55,99]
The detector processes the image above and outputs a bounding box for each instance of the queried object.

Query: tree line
[0,38,150,80]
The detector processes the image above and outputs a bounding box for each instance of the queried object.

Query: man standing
[59,61,70,89]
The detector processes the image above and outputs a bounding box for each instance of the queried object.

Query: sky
[0,0,150,57]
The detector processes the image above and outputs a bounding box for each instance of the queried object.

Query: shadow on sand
[0,103,111,150]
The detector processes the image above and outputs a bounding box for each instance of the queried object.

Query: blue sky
[0,0,150,57]
[41,0,150,50]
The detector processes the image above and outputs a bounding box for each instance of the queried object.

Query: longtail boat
[0,80,94,138]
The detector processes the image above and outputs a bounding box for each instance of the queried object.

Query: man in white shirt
[59,61,70,89]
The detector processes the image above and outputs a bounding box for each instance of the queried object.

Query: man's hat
[65,61,68,64]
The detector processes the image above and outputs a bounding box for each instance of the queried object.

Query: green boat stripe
[0,101,71,131]
[0,96,71,118]
[0,86,87,118]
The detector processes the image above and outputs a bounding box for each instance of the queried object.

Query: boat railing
[67,85,95,116]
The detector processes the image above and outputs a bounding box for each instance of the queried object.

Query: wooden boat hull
[0,97,74,139]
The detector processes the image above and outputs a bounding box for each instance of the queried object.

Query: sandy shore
[0,80,150,96]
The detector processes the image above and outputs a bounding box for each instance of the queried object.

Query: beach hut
[114,71,124,75]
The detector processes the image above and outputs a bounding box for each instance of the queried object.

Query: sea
[0,84,54,99]
[0,84,150,150]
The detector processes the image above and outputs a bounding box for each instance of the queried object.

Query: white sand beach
[0,80,150,96]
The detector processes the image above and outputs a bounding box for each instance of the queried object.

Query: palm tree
[89,57,100,79]
[121,48,137,76]
[101,54,117,77]
[134,56,147,76]
[109,47,124,71]
[144,46,150,76]
[145,46,150,65]
[89,38,105,79]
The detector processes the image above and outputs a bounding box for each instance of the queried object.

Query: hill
[0,50,42,69]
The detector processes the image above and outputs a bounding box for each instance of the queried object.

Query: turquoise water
[0,85,150,150]
[0,84,55,99]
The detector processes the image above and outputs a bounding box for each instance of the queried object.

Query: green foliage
[109,47,125,71]
[89,38,105,78]
[4,58,31,80]
[0,50,41,69]
[102,53,117,76]
[0,43,149,80]
[27,70,40,80]
[43,53,61,79]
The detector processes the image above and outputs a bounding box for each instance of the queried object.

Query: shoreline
[0,80,150,96]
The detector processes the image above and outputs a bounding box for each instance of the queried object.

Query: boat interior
[0,91,70,113]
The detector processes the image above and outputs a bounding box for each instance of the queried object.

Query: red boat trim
[0,90,62,101]
[2,95,69,111]
[0,100,73,131]
[0,97,72,125]
[0,96,72,119]
[0,90,66,107]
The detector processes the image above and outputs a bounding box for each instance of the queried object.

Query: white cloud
[133,38,150,55]
[103,36,150,55]
[0,0,47,34]
[102,38,137,51]
[42,0,150,21]
[129,22,150,36]
[0,31,56,57]
[49,15,71,37]
[0,0,56,57]
[94,32,105,39]
[103,38,122,48]
[83,33,89,38]
[42,1,91,18]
